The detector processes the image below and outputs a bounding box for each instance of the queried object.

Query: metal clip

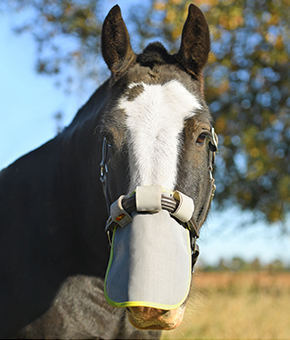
[100,137,111,184]
[211,127,218,152]
[192,236,197,253]
[209,168,213,182]
[191,237,200,273]
[107,231,112,246]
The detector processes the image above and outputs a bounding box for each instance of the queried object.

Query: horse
[0,3,218,339]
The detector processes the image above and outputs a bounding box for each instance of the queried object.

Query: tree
[2,0,290,224]
[0,0,108,92]
[134,0,290,224]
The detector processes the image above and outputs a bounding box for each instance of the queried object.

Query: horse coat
[0,4,217,339]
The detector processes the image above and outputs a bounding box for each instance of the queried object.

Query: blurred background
[0,0,290,338]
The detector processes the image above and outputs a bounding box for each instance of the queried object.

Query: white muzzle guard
[104,186,194,310]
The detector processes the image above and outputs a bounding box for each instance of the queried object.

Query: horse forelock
[136,42,174,67]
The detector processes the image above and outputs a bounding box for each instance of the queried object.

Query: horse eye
[196,133,206,145]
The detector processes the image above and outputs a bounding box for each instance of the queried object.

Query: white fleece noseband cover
[104,186,194,310]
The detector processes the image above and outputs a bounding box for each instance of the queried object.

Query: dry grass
[162,271,290,340]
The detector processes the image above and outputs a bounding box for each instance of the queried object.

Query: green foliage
[141,0,290,224]
[2,0,290,224]
[1,0,106,89]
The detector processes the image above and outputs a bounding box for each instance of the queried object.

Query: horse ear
[102,5,136,76]
[176,4,210,77]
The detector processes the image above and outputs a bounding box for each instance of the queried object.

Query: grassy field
[161,271,290,340]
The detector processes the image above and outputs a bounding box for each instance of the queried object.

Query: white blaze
[119,80,201,192]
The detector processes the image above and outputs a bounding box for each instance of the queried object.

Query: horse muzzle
[127,305,185,330]
[104,186,196,329]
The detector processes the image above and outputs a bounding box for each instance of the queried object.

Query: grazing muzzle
[104,186,197,310]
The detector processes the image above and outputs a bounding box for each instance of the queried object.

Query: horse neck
[58,81,111,261]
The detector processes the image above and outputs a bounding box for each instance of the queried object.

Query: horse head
[99,4,218,331]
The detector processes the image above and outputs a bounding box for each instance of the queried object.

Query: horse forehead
[117,79,202,190]
[119,80,201,130]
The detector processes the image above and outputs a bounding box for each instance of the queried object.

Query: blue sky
[0,8,289,267]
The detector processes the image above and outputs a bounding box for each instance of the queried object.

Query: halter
[100,128,218,272]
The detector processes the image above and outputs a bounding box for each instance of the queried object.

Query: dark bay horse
[0,4,217,339]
